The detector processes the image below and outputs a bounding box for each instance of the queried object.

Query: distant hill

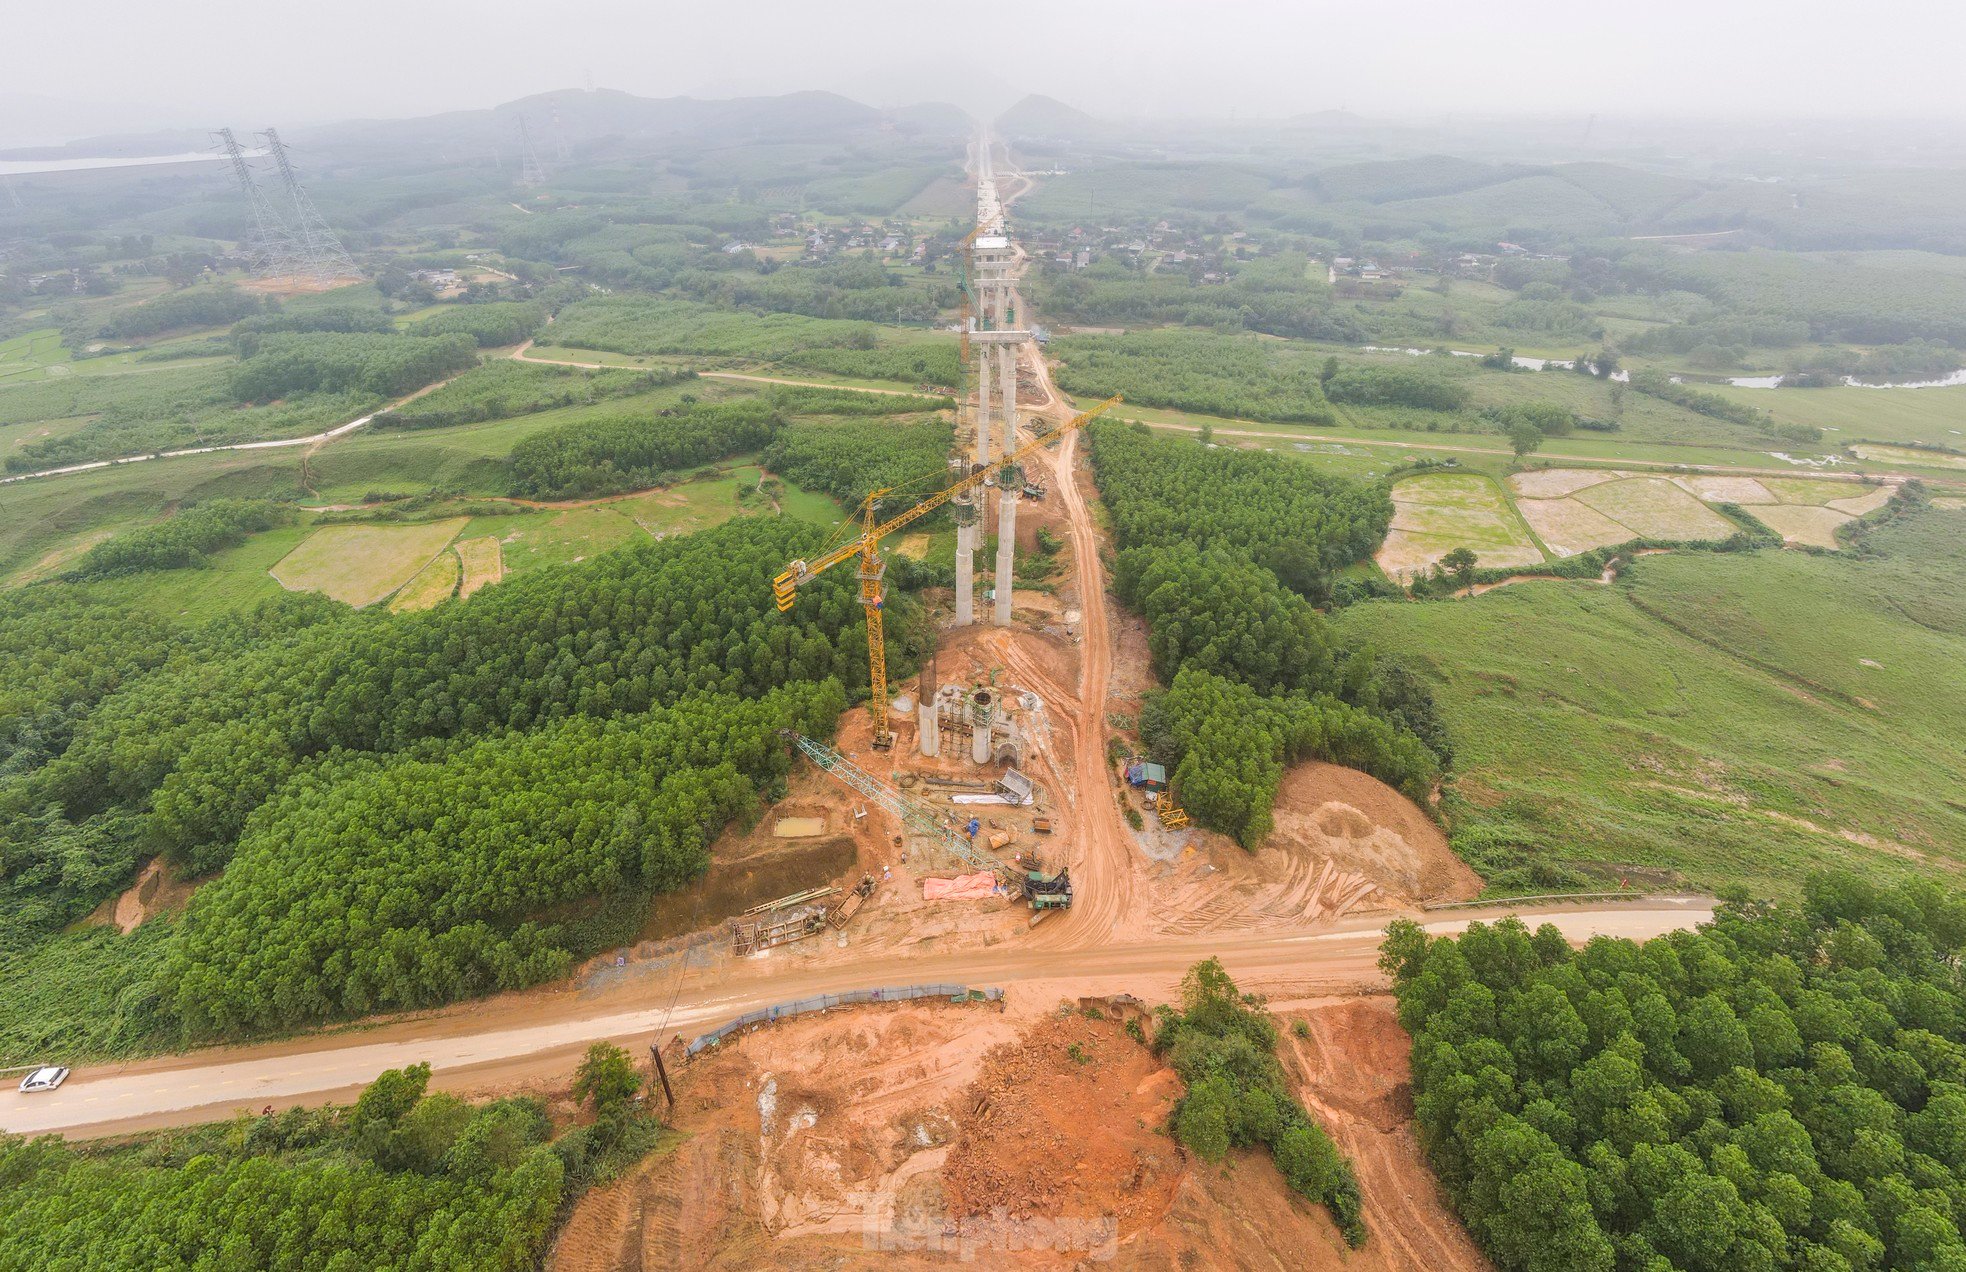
[299,88,889,158]
[7,88,965,165]
[996,94,1104,141]
[1308,155,1535,204]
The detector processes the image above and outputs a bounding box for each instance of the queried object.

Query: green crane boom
[780,731,1005,877]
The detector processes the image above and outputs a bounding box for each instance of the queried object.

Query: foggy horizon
[9,0,1966,148]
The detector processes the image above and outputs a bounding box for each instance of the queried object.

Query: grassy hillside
[1335,510,1966,897]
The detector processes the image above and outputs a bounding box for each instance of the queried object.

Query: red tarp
[922,871,998,901]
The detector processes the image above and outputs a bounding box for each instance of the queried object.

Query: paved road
[0,899,1710,1140]
[0,373,469,487]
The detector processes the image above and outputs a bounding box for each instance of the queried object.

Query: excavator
[770,392,1121,749]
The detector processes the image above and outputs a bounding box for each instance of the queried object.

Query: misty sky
[11,0,1966,140]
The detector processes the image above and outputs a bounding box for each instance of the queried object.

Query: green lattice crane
[780,731,1002,875]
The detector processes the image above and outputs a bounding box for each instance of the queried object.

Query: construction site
[534,131,1493,1270]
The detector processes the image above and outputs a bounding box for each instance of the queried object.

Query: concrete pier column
[992,482,1017,627]
[974,345,993,464]
[917,702,940,756]
[991,342,1020,627]
[954,522,976,626]
[999,341,1018,452]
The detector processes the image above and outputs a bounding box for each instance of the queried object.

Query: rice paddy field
[1505,468,1895,555]
[1376,472,1542,579]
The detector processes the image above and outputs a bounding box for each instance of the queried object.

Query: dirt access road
[0,899,1710,1140]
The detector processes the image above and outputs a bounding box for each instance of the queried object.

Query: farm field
[1061,390,1871,476]
[1508,467,1891,553]
[270,518,469,607]
[30,462,842,621]
[520,345,690,371]
[455,505,642,575]
[1335,509,1966,897]
[459,465,839,577]
[1701,381,1966,449]
[1569,475,1736,540]
[302,379,736,500]
[0,447,299,578]
[1849,441,1966,472]
[1376,472,1542,579]
[0,327,230,386]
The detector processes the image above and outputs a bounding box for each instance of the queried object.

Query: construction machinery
[782,732,1071,909]
[1022,867,1073,909]
[728,875,878,955]
[771,394,1122,749]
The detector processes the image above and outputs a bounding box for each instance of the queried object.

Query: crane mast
[772,394,1121,748]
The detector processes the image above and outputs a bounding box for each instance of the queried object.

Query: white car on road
[17,1066,69,1094]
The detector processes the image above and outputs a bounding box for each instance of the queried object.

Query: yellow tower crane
[772,393,1122,749]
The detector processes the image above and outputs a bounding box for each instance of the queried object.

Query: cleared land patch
[387,549,460,612]
[1375,472,1542,579]
[1827,486,1895,516]
[1761,475,1858,504]
[271,517,467,608]
[463,506,641,576]
[1511,466,1893,550]
[1670,473,1776,503]
[454,535,502,596]
[1509,466,1624,498]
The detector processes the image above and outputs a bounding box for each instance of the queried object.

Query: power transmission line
[257,128,358,285]
[213,127,299,277]
[517,115,548,188]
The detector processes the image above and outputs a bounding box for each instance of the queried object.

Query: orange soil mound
[942,1007,1184,1231]
[1266,762,1480,905]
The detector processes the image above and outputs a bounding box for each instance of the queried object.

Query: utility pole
[649,1042,676,1110]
